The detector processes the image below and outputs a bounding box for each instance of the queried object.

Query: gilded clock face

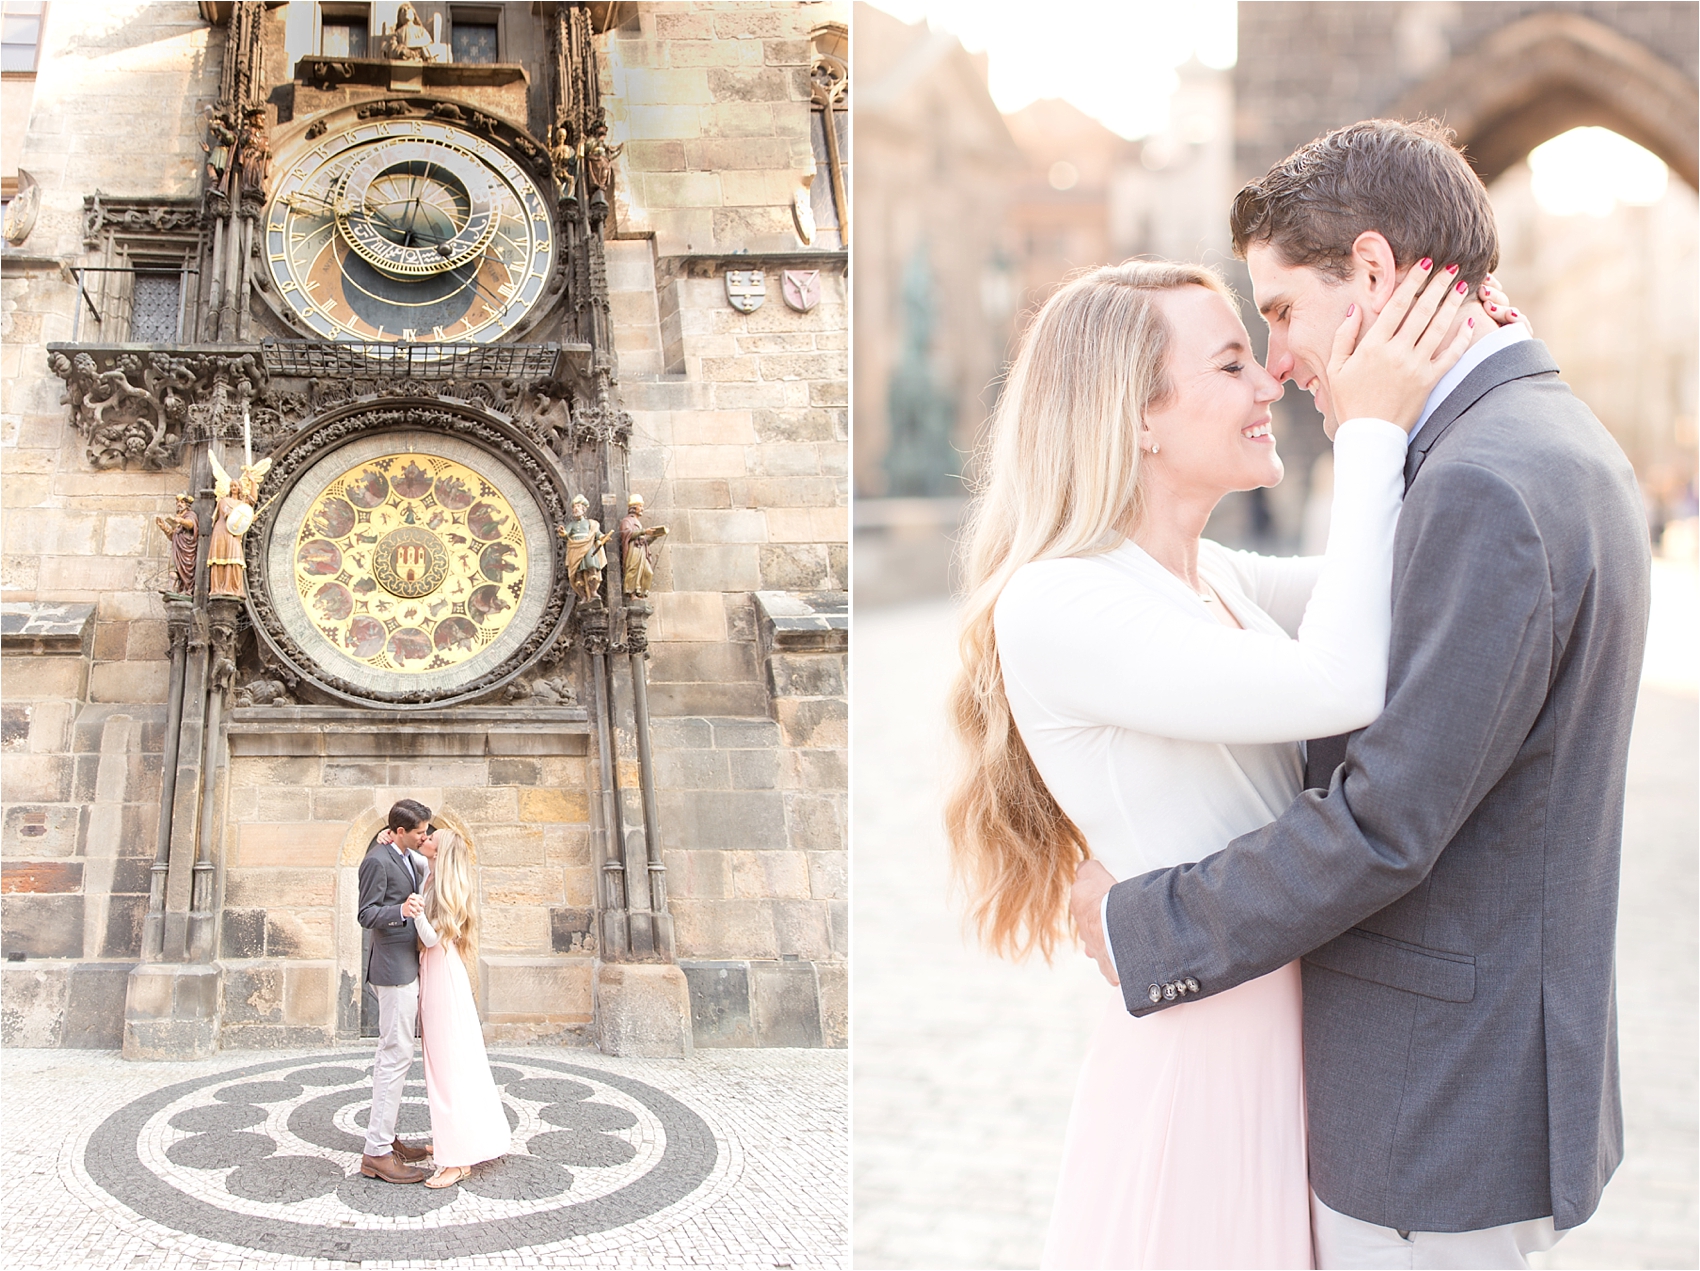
[264,119,555,343]
[264,430,554,702]
[291,452,528,675]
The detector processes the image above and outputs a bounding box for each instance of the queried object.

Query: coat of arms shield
[725,270,766,313]
[781,269,821,313]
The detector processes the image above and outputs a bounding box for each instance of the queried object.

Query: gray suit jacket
[357,841,423,987]
[1103,340,1649,1233]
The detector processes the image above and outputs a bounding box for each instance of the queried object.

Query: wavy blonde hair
[945,260,1234,961]
[421,829,480,994]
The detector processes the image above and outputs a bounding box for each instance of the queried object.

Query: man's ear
[1350,231,1400,312]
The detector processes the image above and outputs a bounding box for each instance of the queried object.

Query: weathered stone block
[89,659,169,704]
[655,747,729,790]
[659,789,787,850]
[768,651,845,697]
[667,848,730,900]
[4,803,87,862]
[488,757,541,786]
[265,908,334,959]
[816,960,847,1048]
[221,908,266,958]
[773,898,832,959]
[785,792,845,851]
[647,681,770,717]
[223,965,285,1024]
[750,959,823,1047]
[225,869,332,909]
[440,785,521,824]
[759,543,832,590]
[102,894,145,959]
[479,899,548,949]
[708,717,781,750]
[1,753,72,803]
[0,860,83,892]
[284,963,335,1027]
[482,866,564,907]
[671,897,777,960]
[1,964,67,1046]
[775,697,848,748]
[517,787,589,824]
[728,747,780,790]
[234,822,345,868]
[64,962,130,1048]
[681,960,755,1046]
[1,893,83,957]
[596,962,692,1057]
[481,954,593,1022]
[731,849,810,899]
[785,747,847,790]
[549,907,595,954]
[648,640,760,685]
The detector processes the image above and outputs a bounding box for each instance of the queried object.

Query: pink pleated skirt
[1041,961,1313,1270]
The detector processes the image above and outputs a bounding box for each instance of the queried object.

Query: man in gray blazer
[1072,119,1650,1268]
[356,797,436,1183]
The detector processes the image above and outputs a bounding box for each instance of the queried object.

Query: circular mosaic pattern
[291,451,527,676]
[85,1052,717,1260]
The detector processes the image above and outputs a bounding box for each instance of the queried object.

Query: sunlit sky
[865,6,1673,217]
[865,0,1236,140]
[1528,127,1670,217]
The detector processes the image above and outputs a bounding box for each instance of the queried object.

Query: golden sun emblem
[292,452,526,674]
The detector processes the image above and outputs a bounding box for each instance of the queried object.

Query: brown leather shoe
[360,1152,427,1184]
[392,1139,433,1163]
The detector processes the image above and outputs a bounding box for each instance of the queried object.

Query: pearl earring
[1150,442,1161,455]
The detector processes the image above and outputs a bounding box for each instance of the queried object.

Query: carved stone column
[141,598,194,962]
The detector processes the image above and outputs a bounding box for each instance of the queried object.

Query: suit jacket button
[1147,984,1162,1004]
[1185,977,1199,993]
[1162,982,1177,1000]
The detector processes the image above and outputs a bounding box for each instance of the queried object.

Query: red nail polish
[1487,303,1498,312]
[1468,317,1475,328]
[1455,280,1468,294]
[1446,263,1459,275]
[1346,304,1354,317]
[1509,309,1519,318]
[1419,257,1432,270]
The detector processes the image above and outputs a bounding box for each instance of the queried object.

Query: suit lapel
[1404,339,1561,491]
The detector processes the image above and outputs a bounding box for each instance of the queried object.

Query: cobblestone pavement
[2,1044,846,1270]
[853,560,1698,1270]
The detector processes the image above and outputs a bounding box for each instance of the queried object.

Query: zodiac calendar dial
[264,119,555,343]
[292,452,528,676]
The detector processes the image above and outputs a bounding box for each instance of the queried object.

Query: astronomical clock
[243,104,574,708]
[262,117,556,343]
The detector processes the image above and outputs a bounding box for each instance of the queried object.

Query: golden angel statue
[207,452,272,598]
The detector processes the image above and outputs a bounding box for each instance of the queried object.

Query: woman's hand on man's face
[1325,257,1476,433]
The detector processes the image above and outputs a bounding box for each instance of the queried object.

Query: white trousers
[364,980,419,1157]
[1313,1193,1563,1269]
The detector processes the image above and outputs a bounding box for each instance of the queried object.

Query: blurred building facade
[856,1,1697,593]
[1235,0,1699,549]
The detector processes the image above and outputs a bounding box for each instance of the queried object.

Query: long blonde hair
[421,828,478,962]
[945,260,1233,961]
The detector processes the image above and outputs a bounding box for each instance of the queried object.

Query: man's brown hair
[1230,118,1499,287]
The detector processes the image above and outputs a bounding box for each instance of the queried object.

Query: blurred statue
[237,107,271,201]
[207,453,272,598]
[581,111,624,223]
[203,109,237,194]
[558,495,611,604]
[549,125,578,205]
[619,494,666,598]
[380,3,449,63]
[155,492,199,596]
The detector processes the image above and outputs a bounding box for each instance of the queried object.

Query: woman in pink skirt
[410,828,511,1188]
[946,259,1516,1267]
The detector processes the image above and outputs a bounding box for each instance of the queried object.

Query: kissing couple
[355,798,511,1189]
[949,119,1649,1268]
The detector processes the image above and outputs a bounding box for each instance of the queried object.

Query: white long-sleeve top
[993,417,1407,883]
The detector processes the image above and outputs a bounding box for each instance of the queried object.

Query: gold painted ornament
[291,452,527,674]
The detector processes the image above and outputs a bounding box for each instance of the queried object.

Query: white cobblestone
[2,1044,846,1269]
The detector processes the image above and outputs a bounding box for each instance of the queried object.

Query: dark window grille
[130,273,182,342]
[320,17,367,58]
[451,20,497,63]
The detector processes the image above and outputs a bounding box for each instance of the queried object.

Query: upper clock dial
[264,119,555,343]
